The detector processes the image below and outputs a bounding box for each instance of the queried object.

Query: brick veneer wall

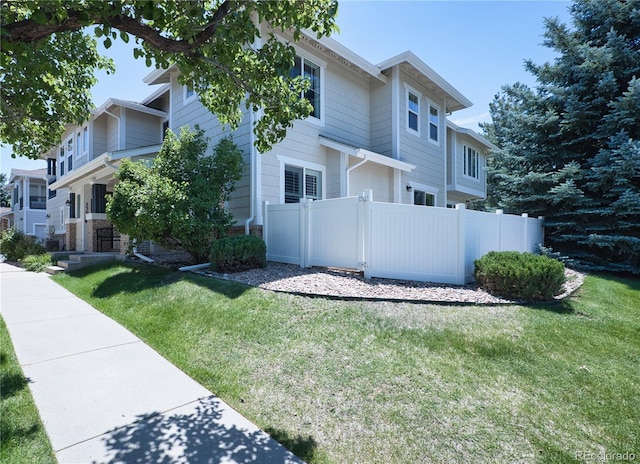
[227,225,263,238]
[66,223,76,251]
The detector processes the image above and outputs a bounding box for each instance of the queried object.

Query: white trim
[463,145,480,181]
[404,83,421,137]
[409,181,439,207]
[377,51,472,112]
[183,84,197,105]
[288,49,325,126]
[318,136,415,172]
[276,155,326,204]
[427,100,441,146]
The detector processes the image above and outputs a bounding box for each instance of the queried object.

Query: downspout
[346,155,369,197]
[104,108,121,150]
[244,11,261,235]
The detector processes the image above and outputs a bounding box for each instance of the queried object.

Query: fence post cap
[455,203,466,210]
[521,213,529,218]
[496,209,504,215]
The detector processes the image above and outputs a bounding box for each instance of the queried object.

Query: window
[429,104,440,144]
[414,190,435,207]
[59,146,65,176]
[284,164,322,203]
[464,146,479,179]
[290,56,322,119]
[162,120,169,140]
[83,127,88,153]
[407,90,420,133]
[184,84,196,103]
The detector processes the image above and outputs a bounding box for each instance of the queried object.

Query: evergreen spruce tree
[482,0,640,273]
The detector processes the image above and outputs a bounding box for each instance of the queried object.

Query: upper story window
[82,126,88,153]
[183,84,197,104]
[290,56,322,120]
[407,89,420,134]
[464,146,479,179]
[429,103,440,144]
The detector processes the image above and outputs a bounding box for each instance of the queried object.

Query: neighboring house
[1,207,13,232]
[41,87,169,252]
[3,168,48,240]
[38,27,495,253]
[144,29,496,235]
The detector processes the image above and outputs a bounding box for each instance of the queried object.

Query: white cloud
[449,112,491,131]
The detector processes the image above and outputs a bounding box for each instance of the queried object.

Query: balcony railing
[29,196,46,209]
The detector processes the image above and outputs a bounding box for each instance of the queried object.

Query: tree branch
[4,0,242,55]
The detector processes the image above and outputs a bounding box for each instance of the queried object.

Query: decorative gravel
[195,262,585,305]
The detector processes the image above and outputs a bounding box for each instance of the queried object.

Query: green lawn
[0,318,56,464]
[52,263,640,463]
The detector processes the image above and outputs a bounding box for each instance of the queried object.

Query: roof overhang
[319,136,415,172]
[447,121,499,152]
[378,51,472,113]
[91,98,167,119]
[49,144,161,190]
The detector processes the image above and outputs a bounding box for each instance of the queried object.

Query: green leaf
[31,9,48,24]
[103,37,112,49]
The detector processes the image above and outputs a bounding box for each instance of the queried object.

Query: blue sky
[1,0,572,177]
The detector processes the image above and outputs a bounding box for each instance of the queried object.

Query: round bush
[0,229,46,261]
[210,235,267,273]
[474,251,566,301]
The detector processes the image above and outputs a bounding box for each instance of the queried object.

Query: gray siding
[370,79,393,157]
[105,111,119,152]
[398,69,447,207]
[92,116,108,157]
[124,110,162,149]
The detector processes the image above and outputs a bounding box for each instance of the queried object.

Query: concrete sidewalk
[0,262,302,463]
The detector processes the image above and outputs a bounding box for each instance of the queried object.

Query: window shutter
[69,193,76,219]
[91,184,107,213]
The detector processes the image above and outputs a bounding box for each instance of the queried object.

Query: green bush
[0,229,46,262]
[474,251,566,301]
[210,235,267,273]
[20,253,54,272]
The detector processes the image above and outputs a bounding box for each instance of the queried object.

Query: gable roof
[446,121,499,152]
[377,51,472,113]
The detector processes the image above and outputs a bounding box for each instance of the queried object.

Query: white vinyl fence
[263,190,544,285]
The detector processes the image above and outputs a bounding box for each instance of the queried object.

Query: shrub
[20,253,54,272]
[0,229,46,261]
[474,251,566,301]
[210,235,267,273]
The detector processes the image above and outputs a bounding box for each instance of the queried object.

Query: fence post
[495,209,503,251]
[300,198,311,268]
[455,203,466,285]
[359,189,373,279]
[521,213,529,252]
[262,201,269,260]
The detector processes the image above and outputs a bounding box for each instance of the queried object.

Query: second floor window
[407,91,420,133]
[464,146,479,179]
[290,56,322,119]
[429,104,439,144]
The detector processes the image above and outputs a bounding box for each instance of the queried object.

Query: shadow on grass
[95,396,309,464]
[80,261,251,300]
[0,370,30,400]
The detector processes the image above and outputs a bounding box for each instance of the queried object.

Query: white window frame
[289,46,326,126]
[404,84,421,136]
[428,101,441,146]
[183,84,197,104]
[463,145,480,180]
[276,155,326,204]
[408,181,439,207]
[82,126,89,154]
